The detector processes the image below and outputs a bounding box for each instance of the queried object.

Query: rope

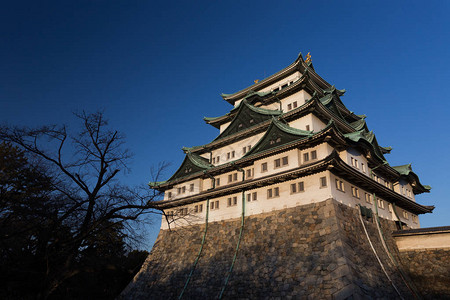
[218,191,245,299]
[178,199,210,299]
[373,197,422,299]
[357,204,404,300]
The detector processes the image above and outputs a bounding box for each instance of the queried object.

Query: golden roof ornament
[254,79,260,84]
[305,52,312,63]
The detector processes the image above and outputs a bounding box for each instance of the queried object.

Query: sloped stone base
[120,199,415,299]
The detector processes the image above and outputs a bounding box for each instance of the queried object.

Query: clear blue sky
[2,1,449,247]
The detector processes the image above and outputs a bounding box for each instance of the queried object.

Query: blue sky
[2,1,449,247]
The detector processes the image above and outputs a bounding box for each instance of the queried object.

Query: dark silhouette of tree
[0,112,166,299]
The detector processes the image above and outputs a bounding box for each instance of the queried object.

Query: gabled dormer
[212,100,282,142]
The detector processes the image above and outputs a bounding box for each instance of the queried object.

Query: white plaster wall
[277,90,311,113]
[329,172,420,229]
[393,179,416,202]
[342,148,371,178]
[253,148,300,178]
[259,72,301,93]
[160,171,333,230]
[211,133,265,166]
[287,113,326,133]
[164,178,204,201]
[161,169,421,230]
[219,121,231,134]
[395,232,450,251]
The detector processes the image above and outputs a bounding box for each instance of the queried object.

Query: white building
[150,53,433,230]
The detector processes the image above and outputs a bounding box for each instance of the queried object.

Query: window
[216,156,220,163]
[365,193,372,204]
[267,187,280,199]
[243,146,247,154]
[320,177,327,188]
[293,101,298,108]
[290,183,297,194]
[298,181,304,192]
[228,173,238,183]
[282,156,288,166]
[378,199,385,209]
[247,145,251,152]
[246,168,254,179]
[291,182,305,194]
[252,192,257,201]
[281,83,288,89]
[351,157,358,169]
[306,125,310,131]
[311,150,317,160]
[335,179,345,192]
[232,151,235,158]
[402,210,408,219]
[177,187,181,194]
[261,162,268,172]
[167,192,172,199]
[213,157,216,164]
[361,163,366,173]
[303,153,309,162]
[227,152,230,160]
[227,196,237,206]
[190,184,194,192]
[194,205,199,213]
[412,214,417,223]
[287,103,292,110]
[274,158,281,168]
[181,186,186,193]
[211,200,220,210]
[388,204,393,212]
[215,178,220,187]
[351,186,360,198]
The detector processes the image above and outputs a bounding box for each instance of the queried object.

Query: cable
[178,199,210,299]
[357,204,404,300]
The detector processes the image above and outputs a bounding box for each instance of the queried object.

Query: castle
[121,53,450,299]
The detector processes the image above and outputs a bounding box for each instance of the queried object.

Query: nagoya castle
[121,53,450,299]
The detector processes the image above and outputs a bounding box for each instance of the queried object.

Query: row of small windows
[261,156,289,173]
[212,145,252,164]
[303,150,317,163]
[287,101,298,111]
[271,79,296,92]
[168,184,196,198]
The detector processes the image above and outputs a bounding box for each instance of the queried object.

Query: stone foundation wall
[120,199,419,299]
[397,249,450,299]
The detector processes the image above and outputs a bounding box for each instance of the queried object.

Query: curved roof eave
[221,53,332,105]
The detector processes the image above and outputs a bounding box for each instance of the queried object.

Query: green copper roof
[350,118,367,131]
[244,118,313,157]
[148,180,167,187]
[344,130,387,162]
[392,164,413,176]
[380,146,392,154]
[166,152,212,182]
[323,85,346,96]
[212,101,281,142]
[392,164,431,193]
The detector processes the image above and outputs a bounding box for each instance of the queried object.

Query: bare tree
[0,111,167,298]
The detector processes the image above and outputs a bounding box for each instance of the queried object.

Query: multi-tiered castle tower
[121,54,448,299]
[152,52,432,229]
